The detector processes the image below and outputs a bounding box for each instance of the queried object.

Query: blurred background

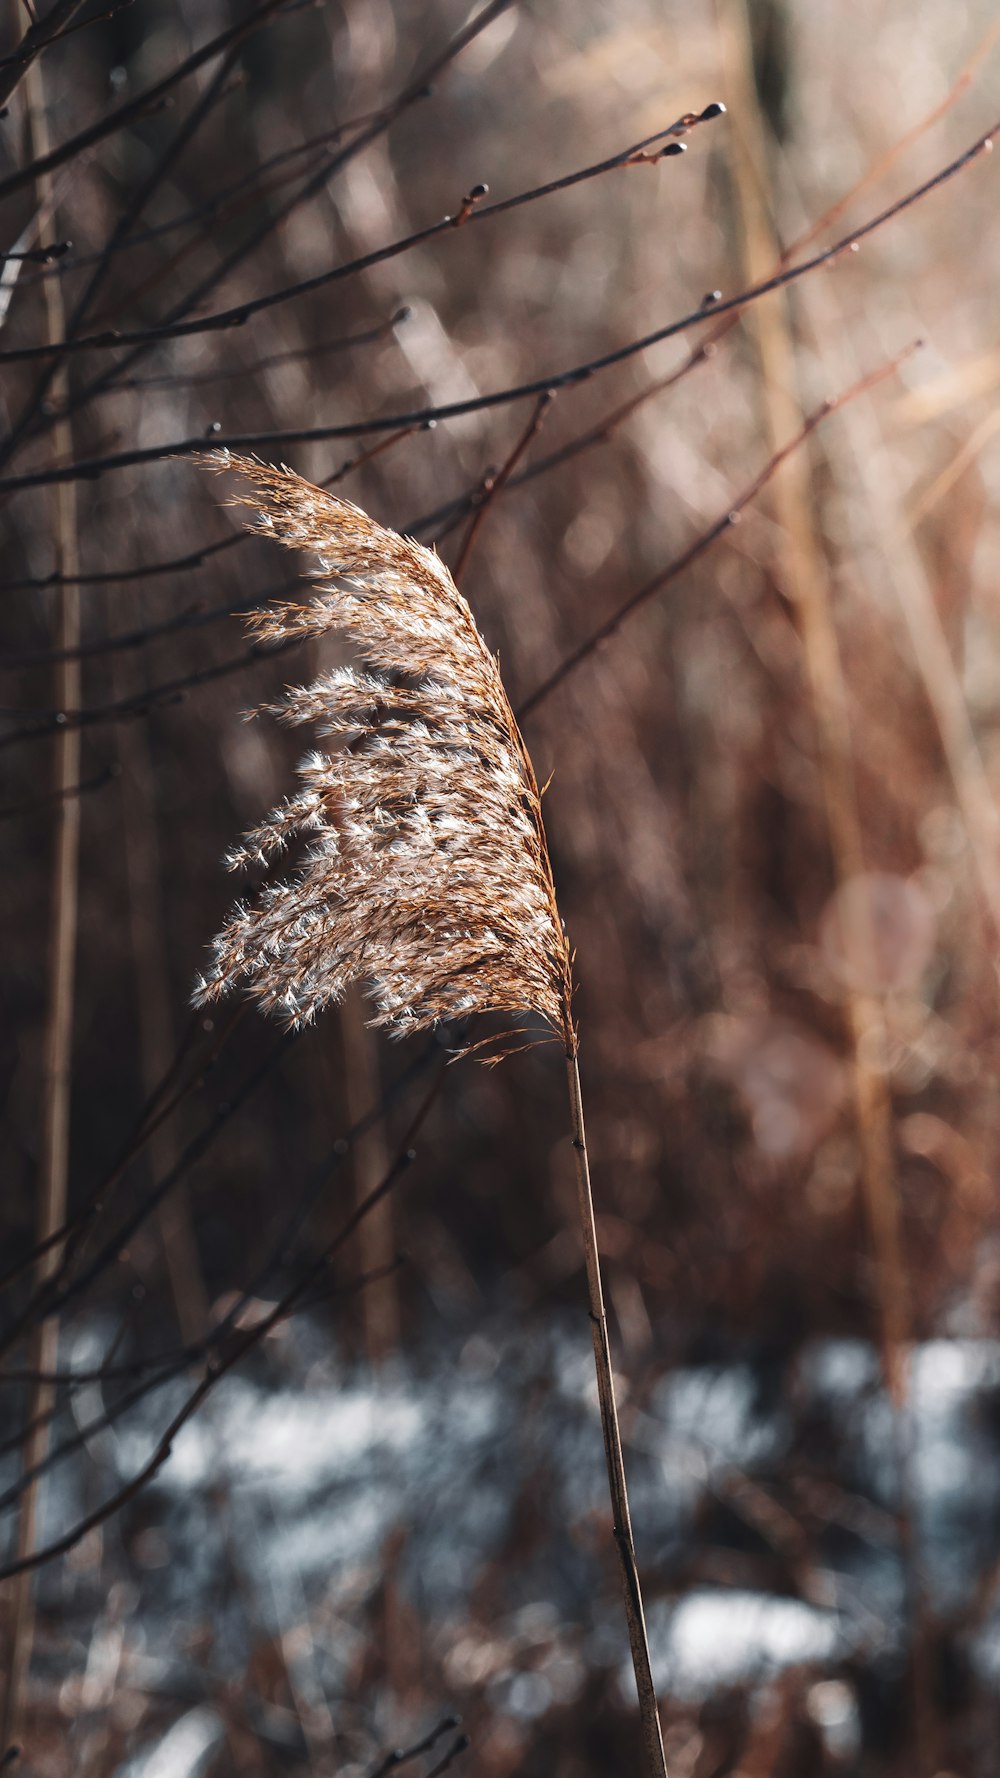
[3,0,1000,1773]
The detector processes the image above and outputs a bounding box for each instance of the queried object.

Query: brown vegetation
[3,3,1000,1776]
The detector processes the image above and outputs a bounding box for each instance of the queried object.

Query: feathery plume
[193,451,572,1046]
[195,452,669,1778]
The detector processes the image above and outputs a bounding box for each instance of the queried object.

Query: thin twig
[516,344,920,721]
[0,1035,445,1485]
[367,1714,462,1777]
[0,1014,267,1366]
[0,106,718,365]
[12,104,411,281]
[0,419,423,602]
[0,29,247,466]
[451,392,553,581]
[0,0,87,110]
[423,1737,471,1778]
[0,632,306,751]
[0,1066,447,1581]
[0,0,292,203]
[0,114,990,478]
[0,763,116,821]
[36,0,517,447]
[0,362,902,753]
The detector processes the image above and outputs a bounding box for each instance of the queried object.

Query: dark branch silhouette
[0,106,721,367]
[0,115,990,493]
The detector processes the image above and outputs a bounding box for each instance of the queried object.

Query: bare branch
[516,343,922,719]
[368,1718,464,1778]
[451,391,554,581]
[0,105,721,366]
[0,1,88,112]
[0,1067,447,1580]
[0,116,988,492]
[0,0,292,204]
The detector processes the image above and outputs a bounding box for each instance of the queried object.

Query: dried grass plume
[194,452,573,1046]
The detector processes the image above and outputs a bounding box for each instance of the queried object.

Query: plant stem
[565,1045,668,1778]
[0,24,81,1755]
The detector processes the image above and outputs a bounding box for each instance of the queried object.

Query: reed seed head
[194,453,573,1048]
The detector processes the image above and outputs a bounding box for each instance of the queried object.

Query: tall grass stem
[565,1044,667,1778]
[0,26,81,1753]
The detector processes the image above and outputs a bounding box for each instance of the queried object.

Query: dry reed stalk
[717,0,911,1395]
[0,32,81,1757]
[718,4,932,1757]
[846,366,1000,943]
[196,451,668,1778]
[789,223,1000,1776]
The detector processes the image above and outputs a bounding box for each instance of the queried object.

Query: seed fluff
[194,452,573,1047]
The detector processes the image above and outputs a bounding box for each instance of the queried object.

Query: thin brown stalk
[517,346,916,723]
[719,0,910,1396]
[839,369,1000,945]
[718,0,928,1760]
[565,1043,668,1778]
[195,454,668,1775]
[0,24,81,1756]
[451,392,553,582]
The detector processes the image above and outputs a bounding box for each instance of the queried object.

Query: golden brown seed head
[194,453,572,1048]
